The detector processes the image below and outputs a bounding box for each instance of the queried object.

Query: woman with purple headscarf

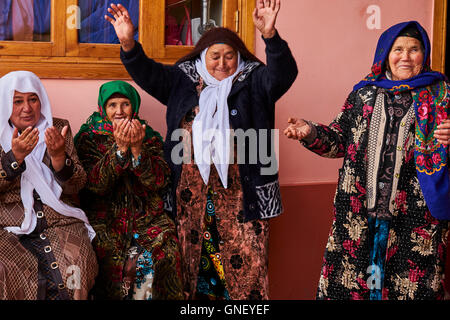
[285,21,450,300]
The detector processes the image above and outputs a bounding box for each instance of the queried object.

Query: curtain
[0,0,50,41]
[79,0,139,44]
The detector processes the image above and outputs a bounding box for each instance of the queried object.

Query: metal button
[230,109,238,116]
[395,173,400,179]
[0,170,6,178]
[36,211,44,218]
[39,233,47,240]
[65,158,72,166]
[11,161,19,170]
[58,283,65,290]
[397,146,402,151]
[44,246,52,253]
[51,262,59,269]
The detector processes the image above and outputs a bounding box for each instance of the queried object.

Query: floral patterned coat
[303,84,450,300]
[75,132,184,300]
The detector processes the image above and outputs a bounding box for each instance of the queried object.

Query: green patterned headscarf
[74,80,162,144]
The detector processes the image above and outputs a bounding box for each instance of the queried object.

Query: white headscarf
[0,71,95,241]
[193,48,245,188]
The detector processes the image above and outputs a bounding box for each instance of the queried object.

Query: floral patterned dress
[304,85,450,300]
[0,118,98,300]
[176,78,270,300]
[75,131,184,300]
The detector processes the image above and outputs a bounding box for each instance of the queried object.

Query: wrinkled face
[205,44,238,81]
[105,94,133,124]
[388,36,424,81]
[10,91,41,131]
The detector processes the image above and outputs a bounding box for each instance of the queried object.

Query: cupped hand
[104,3,135,51]
[130,119,146,159]
[45,125,68,159]
[252,0,281,38]
[284,117,312,141]
[113,118,131,153]
[45,125,69,172]
[11,127,39,164]
[435,118,450,146]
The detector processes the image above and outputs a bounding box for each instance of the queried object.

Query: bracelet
[132,154,141,168]
[116,149,126,160]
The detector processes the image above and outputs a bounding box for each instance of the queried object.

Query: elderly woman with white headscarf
[0,71,97,300]
[106,0,297,300]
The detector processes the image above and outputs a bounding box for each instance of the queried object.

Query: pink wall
[42,0,434,186]
[255,0,433,185]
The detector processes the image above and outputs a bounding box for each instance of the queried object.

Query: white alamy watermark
[366,264,382,290]
[66,265,81,290]
[66,5,81,30]
[170,127,280,176]
[366,5,381,30]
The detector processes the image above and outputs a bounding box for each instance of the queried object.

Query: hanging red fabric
[181,5,193,45]
[165,3,193,46]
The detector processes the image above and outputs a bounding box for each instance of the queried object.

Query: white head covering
[193,48,245,188]
[0,71,95,241]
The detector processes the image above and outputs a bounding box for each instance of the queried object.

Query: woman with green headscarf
[74,80,183,300]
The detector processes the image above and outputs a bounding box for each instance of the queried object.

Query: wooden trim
[0,42,53,56]
[432,0,447,73]
[65,0,80,57]
[223,0,239,31]
[239,0,256,54]
[0,0,256,79]
[0,58,129,79]
[143,1,166,58]
[51,0,66,56]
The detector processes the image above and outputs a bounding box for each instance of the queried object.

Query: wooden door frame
[432,0,447,72]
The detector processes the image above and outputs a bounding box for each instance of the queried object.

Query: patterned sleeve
[130,136,170,192]
[75,132,130,196]
[301,91,358,159]
[0,149,26,192]
[51,120,87,195]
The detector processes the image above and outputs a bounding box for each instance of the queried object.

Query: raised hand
[11,127,39,164]
[113,118,131,154]
[129,119,146,159]
[435,118,450,146]
[104,3,135,52]
[284,118,312,141]
[252,0,281,39]
[45,125,69,172]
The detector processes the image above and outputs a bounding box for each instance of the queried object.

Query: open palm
[252,0,281,38]
[105,3,135,50]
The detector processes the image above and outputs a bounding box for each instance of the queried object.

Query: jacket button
[249,204,255,211]
[230,109,238,116]
[244,176,250,182]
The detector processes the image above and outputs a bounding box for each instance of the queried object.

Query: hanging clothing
[0,0,50,41]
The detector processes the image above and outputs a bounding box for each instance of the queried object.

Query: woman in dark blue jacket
[106,0,297,300]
